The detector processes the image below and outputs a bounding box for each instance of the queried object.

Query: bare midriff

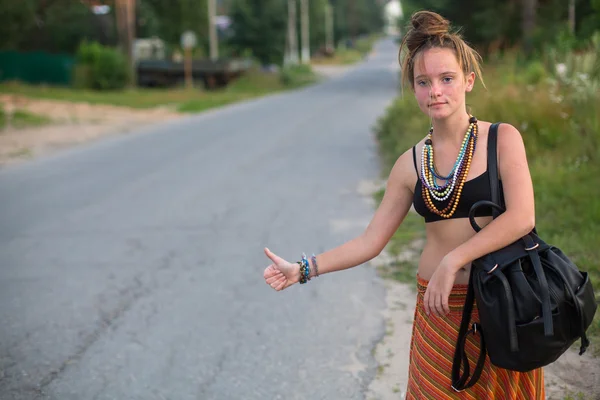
[417,215,493,284]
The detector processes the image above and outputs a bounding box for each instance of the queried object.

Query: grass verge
[0,105,52,130]
[0,66,318,113]
[371,94,427,284]
[312,34,383,66]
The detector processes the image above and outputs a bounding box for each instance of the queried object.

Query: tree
[227,0,287,65]
[142,0,209,52]
[309,0,329,52]
[522,0,537,56]
[0,0,116,54]
[136,0,162,38]
[398,0,600,55]
[331,0,385,43]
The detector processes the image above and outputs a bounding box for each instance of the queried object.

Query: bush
[279,64,316,87]
[354,34,379,55]
[523,61,547,85]
[74,41,129,90]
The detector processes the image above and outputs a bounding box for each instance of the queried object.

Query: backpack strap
[488,123,501,217]
[489,122,538,234]
[452,123,501,391]
[451,266,487,391]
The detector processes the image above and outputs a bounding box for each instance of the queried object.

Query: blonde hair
[399,11,484,90]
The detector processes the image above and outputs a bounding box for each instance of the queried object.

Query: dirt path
[365,273,599,400]
[0,95,182,166]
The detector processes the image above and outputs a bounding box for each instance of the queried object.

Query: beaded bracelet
[311,254,319,277]
[299,253,311,284]
[296,261,305,284]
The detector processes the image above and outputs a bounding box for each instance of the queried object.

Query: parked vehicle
[136,58,253,89]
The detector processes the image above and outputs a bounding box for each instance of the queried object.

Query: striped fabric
[406,276,545,399]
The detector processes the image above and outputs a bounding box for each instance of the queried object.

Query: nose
[429,82,442,98]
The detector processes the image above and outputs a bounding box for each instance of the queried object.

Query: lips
[429,102,446,107]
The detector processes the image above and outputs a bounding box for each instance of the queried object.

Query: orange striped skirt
[406,276,545,399]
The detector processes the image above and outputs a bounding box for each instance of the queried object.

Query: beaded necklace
[420,116,478,218]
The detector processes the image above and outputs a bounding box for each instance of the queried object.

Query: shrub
[74,41,129,90]
[523,61,547,85]
[354,34,380,55]
[279,64,316,87]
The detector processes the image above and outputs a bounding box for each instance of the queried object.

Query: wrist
[295,261,303,282]
[444,252,464,273]
[296,253,320,284]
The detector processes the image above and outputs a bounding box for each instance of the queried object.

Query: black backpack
[451,123,598,391]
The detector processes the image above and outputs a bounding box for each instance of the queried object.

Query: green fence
[0,51,75,86]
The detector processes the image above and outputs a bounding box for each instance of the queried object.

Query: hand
[423,256,459,317]
[263,248,300,291]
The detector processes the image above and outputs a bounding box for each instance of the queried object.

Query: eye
[417,80,427,87]
[442,76,453,83]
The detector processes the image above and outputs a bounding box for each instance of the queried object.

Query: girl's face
[412,47,475,121]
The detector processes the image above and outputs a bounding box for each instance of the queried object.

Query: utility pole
[208,0,219,60]
[300,0,310,64]
[325,2,334,52]
[568,0,575,35]
[115,0,136,85]
[286,0,299,65]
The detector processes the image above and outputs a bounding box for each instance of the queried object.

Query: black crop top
[412,146,504,223]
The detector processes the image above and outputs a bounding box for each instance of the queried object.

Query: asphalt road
[0,38,402,400]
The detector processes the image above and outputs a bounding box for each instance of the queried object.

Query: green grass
[372,187,423,284]
[370,95,427,284]
[0,67,318,114]
[312,49,365,65]
[178,66,317,113]
[0,105,52,130]
[0,82,195,109]
[373,55,600,351]
[11,110,52,129]
[563,392,588,400]
[312,33,382,66]
[7,148,33,158]
[175,94,253,113]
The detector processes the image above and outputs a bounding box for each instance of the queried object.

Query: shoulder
[487,122,530,171]
[482,121,526,153]
[388,138,427,190]
[496,122,525,146]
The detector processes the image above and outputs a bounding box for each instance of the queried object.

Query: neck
[431,112,472,145]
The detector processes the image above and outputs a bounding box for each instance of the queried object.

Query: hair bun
[398,10,484,90]
[411,10,450,37]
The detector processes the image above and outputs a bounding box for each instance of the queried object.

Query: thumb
[264,247,286,265]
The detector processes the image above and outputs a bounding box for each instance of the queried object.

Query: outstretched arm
[264,149,417,291]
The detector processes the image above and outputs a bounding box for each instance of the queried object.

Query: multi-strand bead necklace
[420,116,478,218]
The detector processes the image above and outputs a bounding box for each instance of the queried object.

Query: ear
[465,72,475,92]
